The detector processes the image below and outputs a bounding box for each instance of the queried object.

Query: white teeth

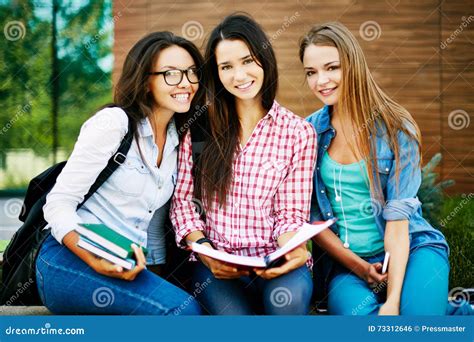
[236,81,253,89]
[320,87,336,94]
[171,93,190,102]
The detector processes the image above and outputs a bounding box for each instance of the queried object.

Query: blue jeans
[191,261,313,315]
[328,246,450,315]
[36,234,201,315]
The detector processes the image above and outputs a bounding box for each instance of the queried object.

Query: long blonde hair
[299,22,422,200]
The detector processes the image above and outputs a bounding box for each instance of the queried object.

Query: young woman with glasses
[36,31,204,315]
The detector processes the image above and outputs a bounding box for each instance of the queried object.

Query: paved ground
[0,198,23,240]
[0,306,51,315]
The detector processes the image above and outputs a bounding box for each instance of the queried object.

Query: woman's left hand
[254,244,308,280]
[378,299,400,316]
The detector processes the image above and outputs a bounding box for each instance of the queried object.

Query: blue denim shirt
[306,106,449,253]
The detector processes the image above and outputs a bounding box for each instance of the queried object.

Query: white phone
[382,252,390,274]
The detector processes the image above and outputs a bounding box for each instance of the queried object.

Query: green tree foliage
[0,0,113,156]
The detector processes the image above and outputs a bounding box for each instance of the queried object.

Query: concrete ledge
[0,306,52,315]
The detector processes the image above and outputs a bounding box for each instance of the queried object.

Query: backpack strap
[78,113,134,209]
[190,108,209,164]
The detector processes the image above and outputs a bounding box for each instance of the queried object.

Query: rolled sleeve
[383,197,421,221]
[170,131,206,247]
[383,125,422,222]
[273,121,317,239]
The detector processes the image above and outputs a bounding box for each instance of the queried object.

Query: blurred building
[113,0,473,193]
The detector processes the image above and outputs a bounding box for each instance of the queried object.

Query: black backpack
[162,110,209,290]
[0,110,210,305]
[0,115,133,305]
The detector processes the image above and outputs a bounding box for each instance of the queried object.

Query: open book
[190,219,336,268]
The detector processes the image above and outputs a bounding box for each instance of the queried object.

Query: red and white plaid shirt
[170,101,317,259]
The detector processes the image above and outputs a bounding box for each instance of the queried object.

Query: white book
[190,219,335,268]
[77,237,136,270]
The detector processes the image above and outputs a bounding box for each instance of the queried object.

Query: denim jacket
[306,106,449,254]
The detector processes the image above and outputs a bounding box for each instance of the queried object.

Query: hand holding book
[75,223,148,276]
[190,219,335,271]
[254,232,309,280]
[90,242,147,281]
[63,230,147,281]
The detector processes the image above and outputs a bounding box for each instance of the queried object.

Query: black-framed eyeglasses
[148,68,200,86]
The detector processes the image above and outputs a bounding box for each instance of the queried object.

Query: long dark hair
[195,13,278,209]
[112,31,205,140]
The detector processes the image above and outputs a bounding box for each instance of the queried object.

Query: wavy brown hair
[299,22,422,200]
[195,14,278,209]
[112,31,205,140]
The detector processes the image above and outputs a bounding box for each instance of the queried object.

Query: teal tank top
[320,152,384,256]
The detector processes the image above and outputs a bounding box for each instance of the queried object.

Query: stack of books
[75,223,148,270]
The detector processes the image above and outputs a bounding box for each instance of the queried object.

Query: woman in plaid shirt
[170,14,317,315]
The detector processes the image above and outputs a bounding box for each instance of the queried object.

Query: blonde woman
[300,22,451,315]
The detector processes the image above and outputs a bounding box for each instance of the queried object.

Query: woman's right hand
[62,230,146,281]
[361,261,388,286]
[90,243,146,281]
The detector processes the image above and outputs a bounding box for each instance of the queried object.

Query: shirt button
[148,210,152,214]
[385,168,389,172]
[324,145,328,149]
[327,212,331,216]
[321,190,325,193]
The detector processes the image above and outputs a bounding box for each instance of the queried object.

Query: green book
[76,223,148,259]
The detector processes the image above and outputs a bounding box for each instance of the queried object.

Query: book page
[189,219,335,268]
[266,219,335,263]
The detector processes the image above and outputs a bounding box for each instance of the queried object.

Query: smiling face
[303,44,341,106]
[215,39,264,104]
[148,45,199,115]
